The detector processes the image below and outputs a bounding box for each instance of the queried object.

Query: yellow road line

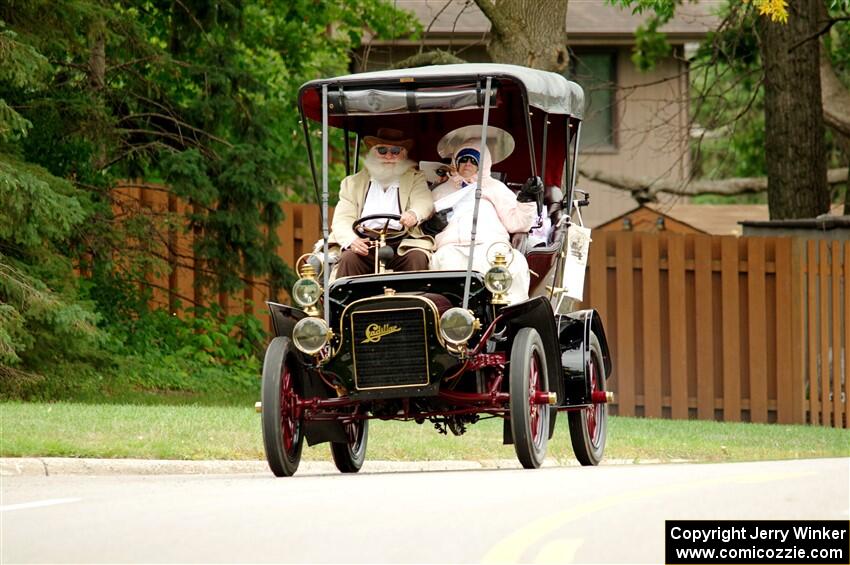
[481,470,813,564]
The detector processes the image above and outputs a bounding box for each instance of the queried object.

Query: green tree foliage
[0,0,418,399]
[0,22,102,383]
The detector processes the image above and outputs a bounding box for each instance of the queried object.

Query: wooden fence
[580,232,848,428]
[115,190,847,427]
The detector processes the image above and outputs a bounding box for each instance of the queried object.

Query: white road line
[0,497,81,513]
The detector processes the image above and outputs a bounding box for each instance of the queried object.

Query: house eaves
[367,0,722,46]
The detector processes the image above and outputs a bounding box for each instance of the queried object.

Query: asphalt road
[2,458,848,563]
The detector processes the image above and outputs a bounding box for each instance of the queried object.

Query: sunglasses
[376,146,403,155]
[457,155,479,166]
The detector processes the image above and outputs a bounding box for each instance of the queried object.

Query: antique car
[258,63,614,477]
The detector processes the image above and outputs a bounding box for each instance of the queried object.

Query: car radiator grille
[351,306,429,390]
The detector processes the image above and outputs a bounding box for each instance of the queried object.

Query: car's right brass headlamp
[439,307,477,345]
[484,255,513,305]
[292,316,330,355]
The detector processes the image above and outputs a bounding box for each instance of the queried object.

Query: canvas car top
[298,63,585,119]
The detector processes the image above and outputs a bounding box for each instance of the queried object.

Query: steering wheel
[352,213,409,243]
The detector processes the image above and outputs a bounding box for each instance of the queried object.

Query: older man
[330,128,434,277]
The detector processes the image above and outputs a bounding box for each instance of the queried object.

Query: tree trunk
[474,0,569,72]
[759,0,829,219]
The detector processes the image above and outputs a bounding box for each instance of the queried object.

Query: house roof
[388,0,723,42]
[597,203,847,235]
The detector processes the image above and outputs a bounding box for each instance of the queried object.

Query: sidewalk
[0,456,666,477]
[0,457,547,477]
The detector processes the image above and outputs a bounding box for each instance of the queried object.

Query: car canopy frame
[298,64,586,316]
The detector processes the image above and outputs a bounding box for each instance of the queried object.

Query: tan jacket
[330,167,435,255]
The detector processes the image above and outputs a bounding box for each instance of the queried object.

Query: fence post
[775,238,794,424]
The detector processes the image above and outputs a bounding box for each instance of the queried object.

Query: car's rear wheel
[568,332,608,466]
[509,327,549,469]
[330,418,368,473]
[261,337,304,477]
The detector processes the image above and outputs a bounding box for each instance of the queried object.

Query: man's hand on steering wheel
[399,211,418,228]
[348,237,371,256]
[352,213,410,243]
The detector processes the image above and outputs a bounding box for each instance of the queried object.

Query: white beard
[364,153,415,186]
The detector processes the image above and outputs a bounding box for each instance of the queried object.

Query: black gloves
[517,176,544,203]
[420,209,451,236]
[517,176,544,215]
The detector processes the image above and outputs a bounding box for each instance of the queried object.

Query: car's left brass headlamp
[292,317,330,355]
[292,254,323,316]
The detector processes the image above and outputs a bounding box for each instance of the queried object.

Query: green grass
[2,402,848,463]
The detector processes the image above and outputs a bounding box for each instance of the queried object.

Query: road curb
[0,456,682,477]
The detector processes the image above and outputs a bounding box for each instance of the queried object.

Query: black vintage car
[258,64,613,477]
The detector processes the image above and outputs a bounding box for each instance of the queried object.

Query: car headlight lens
[292,278,321,308]
[440,307,476,345]
[292,317,329,354]
[484,265,512,294]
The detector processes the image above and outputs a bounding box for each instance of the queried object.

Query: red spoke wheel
[568,332,608,466]
[330,417,368,473]
[509,327,550,469]
[261,337,305,477]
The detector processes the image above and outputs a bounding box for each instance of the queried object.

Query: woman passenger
[428,139,536,303]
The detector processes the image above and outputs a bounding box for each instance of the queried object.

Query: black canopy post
[299,106,322,207]
[462,76,493,311]
[321,84,331,325]
[343,126,351,176]
[519,88,537,179]
[353,132,360,174]
[541,117,549,184]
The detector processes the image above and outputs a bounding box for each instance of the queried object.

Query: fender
[499,296,562,443]
[264,306,347,446]
[268,301,308,339]
[556,309,612,406]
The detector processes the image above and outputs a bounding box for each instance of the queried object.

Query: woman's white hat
[436,125,515,164]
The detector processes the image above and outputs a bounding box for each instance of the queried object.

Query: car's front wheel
[509,327,550,469]
[568,332,608,466]
[261,337,305,477]
[330,418,368,473]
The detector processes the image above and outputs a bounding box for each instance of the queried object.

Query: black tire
[568,332,608,466]
[330,419,368,473]
[509,327,550,469]
[261,337,304,477]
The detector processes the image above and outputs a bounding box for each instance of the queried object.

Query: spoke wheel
[568,332,608,466]
[330,417,368,473]
[261,337,304,477]
[509,327,550,469]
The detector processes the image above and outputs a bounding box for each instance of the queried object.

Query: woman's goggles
[457,155,479,166]
[376,146,403,155]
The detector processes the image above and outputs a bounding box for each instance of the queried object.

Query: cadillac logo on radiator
[361,323,401,344]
